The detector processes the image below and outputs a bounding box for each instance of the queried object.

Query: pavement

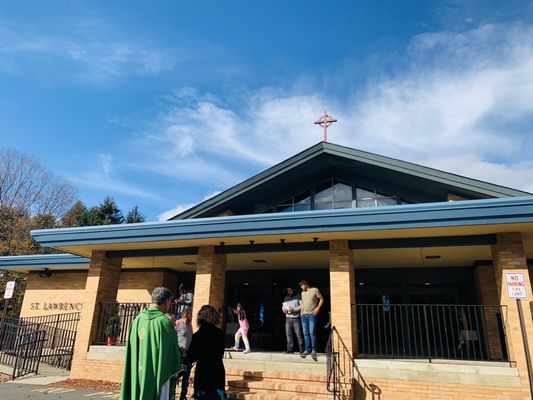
[0,383,121,399]
[0,365,120,399]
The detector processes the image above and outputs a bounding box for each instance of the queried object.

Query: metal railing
[95,302,178,345]
[0,313,80,371]
[325,327,341,400]
[356,304,510,362]
[0,318,47,379]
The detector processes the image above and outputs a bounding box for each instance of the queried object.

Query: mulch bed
[50,379,121,392]
[0,373,11,383]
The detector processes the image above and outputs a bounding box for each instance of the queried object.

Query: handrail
[326,326,341,400]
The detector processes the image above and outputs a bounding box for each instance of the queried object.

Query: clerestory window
[268,179,400,213]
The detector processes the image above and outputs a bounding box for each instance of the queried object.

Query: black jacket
[187,323,226,390]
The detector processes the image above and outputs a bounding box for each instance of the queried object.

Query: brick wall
[329,240,356,398]
[192,246,226,330]
[20,271,87,318]
[20,269,181,317]
[354,377,530,400]
[491,232,533,397]
[474,264,504,360]
[70,251,122,379]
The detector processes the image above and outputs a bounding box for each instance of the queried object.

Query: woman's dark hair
[236,303,246,321]
[197,305,220,327]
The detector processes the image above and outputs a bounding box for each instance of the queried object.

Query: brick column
[70,251,122,378]
[192,246,226,330]
[329,239,356,398]
[492,233,533,393]
[474,264,503,360]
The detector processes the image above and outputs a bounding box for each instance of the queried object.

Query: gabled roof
[170,142,530,220]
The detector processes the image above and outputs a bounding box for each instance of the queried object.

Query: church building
[2,141,533,400]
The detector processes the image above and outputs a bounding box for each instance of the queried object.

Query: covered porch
[11,196,533,399]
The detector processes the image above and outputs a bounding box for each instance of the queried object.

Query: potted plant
[105,308,121,346]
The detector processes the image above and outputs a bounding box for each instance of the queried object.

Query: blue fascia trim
[0,254,90,269]
[31,196,533,247]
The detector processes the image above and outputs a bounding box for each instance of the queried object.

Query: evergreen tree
[126,205,146,223]
[86,196,124,225]
[61,201,89,227]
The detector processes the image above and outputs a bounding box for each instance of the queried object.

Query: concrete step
[226,369,327,383]
[227,388,332,400]
[224,358,326,376]
[227,378,330,395]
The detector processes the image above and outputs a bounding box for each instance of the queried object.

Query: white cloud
[158,190,221,221]
[72,154,161,200]
[0,20,180,83]
[139,22,533,195]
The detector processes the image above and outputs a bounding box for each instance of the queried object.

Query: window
[265,179,401,213]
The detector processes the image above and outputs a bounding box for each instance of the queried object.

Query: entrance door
[224,270,330,352]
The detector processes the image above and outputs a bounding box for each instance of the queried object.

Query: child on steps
[232,303,251,354]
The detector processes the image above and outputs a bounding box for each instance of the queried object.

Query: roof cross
[314,110,337,142]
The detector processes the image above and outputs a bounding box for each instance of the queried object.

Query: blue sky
[2,1,533,221]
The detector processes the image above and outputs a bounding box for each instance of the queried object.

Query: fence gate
[0,312,80,378]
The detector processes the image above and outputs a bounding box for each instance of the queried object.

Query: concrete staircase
[223,351,332,399]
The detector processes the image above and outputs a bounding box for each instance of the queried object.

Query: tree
[0,148,77,317]
[61,201,89,227]
[126,205,146,223]
[0,148,76,219]
[86,196,124,225]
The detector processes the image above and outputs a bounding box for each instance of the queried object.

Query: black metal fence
[95,302,178,345]
[0,313,80,373]
[356,304,509,362]
[0,318,46,379]
[23,313,80,370]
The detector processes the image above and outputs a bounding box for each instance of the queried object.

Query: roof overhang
[28,196,533,258]
[0,254,89,273]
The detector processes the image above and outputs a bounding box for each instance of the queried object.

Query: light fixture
[424,282,431,286]
[358,282,365,286]
[253,259,267,263]
[39,268,52,278]
[244,282,250,286]
[184,261,197,266]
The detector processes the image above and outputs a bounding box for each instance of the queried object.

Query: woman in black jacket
[187,305,227,400]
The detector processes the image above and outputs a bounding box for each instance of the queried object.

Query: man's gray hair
[151,287,173,305]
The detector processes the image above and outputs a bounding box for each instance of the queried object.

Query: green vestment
[120,306,182,400]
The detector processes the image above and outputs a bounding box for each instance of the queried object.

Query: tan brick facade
[20,269,179,317]
[192,245,226,330]
[491,232,533,396]
[329,240,357,398]
[353,377,530,400]
[474,264,504,360]
[20,271,87,318]
[70,251,122,379]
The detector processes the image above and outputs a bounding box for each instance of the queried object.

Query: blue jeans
[301,313,317,352]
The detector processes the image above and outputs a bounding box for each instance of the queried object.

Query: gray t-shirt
[176,320,193,357]
[282,294,302,318]
[301,287,323,314]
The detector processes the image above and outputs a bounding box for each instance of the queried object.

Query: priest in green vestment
[121,287,182,400]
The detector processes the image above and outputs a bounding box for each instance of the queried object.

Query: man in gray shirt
[282,286,304,355]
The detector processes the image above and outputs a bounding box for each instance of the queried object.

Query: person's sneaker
[283,350,294,354]
[243,349,251,354]
[231,346,239,351]
[311,351,318,360]
[301,351,310,358]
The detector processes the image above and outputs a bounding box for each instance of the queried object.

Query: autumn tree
[0,148,76,219]
[0,147,77,317]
